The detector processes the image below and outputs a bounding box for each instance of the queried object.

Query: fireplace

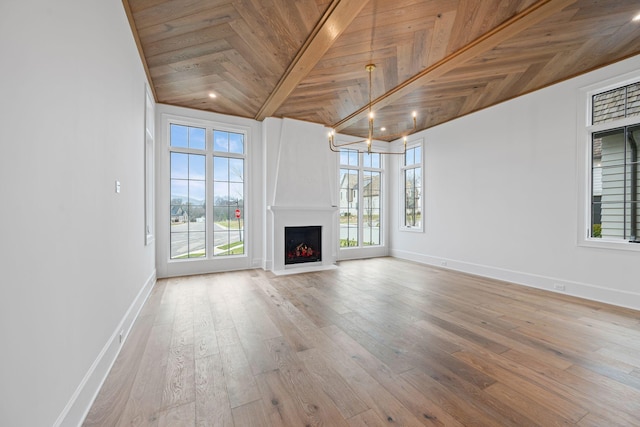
[285,226,322,265]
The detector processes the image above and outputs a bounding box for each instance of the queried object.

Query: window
[401,142,422,230]
[589,82,640,243]
[212,130,245,255]
[169,123,246,259]
[339,149,382,247]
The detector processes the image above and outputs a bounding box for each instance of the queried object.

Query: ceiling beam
[332,0,578,132]
[254,0,369,121]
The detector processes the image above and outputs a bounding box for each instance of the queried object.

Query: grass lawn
[216,240,244,255]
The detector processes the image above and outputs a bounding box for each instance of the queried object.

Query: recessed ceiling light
[633,13,640,22]
[380,127,386,131]
[208,92,217,98]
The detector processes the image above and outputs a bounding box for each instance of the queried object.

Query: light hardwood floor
[84,258,640,426]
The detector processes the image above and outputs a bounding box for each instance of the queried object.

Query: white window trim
[577,71,640,252]
[144,84,155,246]
[399,137,424,232]
[162,113,251,263]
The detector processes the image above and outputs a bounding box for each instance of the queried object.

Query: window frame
[166,116,249,262]
[144,84,155,246]
[578,71,640,252]
[399,138,424,232]
[338,148,384,249]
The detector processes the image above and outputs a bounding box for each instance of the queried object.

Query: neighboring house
[339,172,380,218]
[592,85,640,240]
[339,172,359,215]
[170,205,188,223]
[362,174,380,211]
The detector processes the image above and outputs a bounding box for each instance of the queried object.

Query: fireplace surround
[268,205,338,275]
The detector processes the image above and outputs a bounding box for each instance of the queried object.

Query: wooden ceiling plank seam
[333,0,578,132]
[136,3,239,45]
[232,0,299,68]
[142,23,237,60]
[127,0,167,14]
[255,0,371,121]
[225,34,280,82]
[411,28,431,73]
[271,0,311,48]
[131,0,228,30]
[149,51,229,83]
[296,0,328,32]
[427,9,457,67]
[145,38,233,70]
[122,0,157,101]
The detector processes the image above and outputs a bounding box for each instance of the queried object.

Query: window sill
[579,238,640,252]
[399,226,423,233]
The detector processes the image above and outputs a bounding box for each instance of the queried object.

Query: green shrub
[340,238,357,247]
[592,224,601,238]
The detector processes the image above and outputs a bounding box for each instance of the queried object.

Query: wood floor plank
[297,347,369,418]
[452,350,590,423]
[115,322,173,427]
[195,353,233,427]
[157,401,195,427]
[161,344,195,411]
[322,324,458,427]
[254,369,308,427]
[231,399,270,427]
[217,328,261,409]
[346,409,389,427]
[264,336,349,426]
[84,258,640,426]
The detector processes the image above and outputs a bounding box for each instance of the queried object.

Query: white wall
[390,54,640,310]
[0,1,155,426]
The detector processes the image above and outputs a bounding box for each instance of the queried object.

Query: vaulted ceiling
[123,0,640,140]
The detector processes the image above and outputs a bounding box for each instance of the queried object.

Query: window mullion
[358,167,364,247]
[206,130,214,259]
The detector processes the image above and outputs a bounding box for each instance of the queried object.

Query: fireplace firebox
[285,226,322,265]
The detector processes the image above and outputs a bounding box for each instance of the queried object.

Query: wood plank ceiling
[124,0,640,141]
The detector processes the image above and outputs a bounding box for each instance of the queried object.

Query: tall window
[169,123,246,259]
[402,143,422,229]
[213,130,245,255]
[339,149,382,247]
[589,82,640,242]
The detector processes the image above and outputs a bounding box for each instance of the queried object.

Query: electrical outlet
[440,260,447,267]
[553,283,566,291]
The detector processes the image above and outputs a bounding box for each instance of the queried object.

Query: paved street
[170,222,243,258]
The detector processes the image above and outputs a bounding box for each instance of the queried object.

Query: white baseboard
[337,245,389,261]
[54,270,157,427]
[390,249,640,311]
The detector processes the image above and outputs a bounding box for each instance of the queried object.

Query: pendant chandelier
[328,63,417,155]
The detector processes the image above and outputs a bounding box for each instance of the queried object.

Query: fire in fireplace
[285,226,322,265]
